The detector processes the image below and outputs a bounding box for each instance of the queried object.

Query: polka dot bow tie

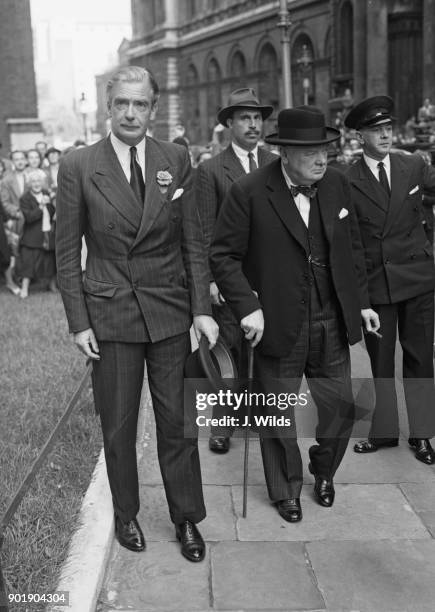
[290,184,318,199]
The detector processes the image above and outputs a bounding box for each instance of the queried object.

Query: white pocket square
[171,188,184,201]
[338,208,348,219]
[409,185,419,195]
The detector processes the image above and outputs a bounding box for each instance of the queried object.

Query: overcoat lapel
[351,159,389,213]
[91,137,142,229]
[382,154,409,237]
[266,161,308,254]
[222,146,246,182]
[132,137,172,247]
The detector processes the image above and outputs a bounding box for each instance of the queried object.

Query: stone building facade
[0,0,42,152]
[119,0,434,143]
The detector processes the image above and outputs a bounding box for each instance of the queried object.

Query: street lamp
[277,0,292,108]
[78,92,90,143]
[296,44,313,106]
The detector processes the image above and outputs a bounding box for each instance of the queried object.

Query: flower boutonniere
[156,170,173,194]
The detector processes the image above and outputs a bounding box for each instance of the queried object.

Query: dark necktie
[130,146,145,205]
[290,184,318,199]
[377,161,390,196]
[248,151,258,173]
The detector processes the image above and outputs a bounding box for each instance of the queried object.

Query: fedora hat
[217,88,273,127]
[344,95,395,130]
[265,106,340,146]
[184,336,238,393]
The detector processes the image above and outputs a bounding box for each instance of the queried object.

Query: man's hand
[361,308,381,336]
[193,315,219,348]
[74,328,100,360]
[240,309,264,347]
[210,281,225,306]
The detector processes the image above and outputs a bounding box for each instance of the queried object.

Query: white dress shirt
[363,153,391,189]
[110,132,146,183]
[231,141,259,174]
[281,162,311,227]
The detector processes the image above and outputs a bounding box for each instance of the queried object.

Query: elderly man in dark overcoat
[210,107,379,522]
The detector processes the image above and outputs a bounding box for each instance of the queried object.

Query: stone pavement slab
[335,441,435,484]
[232,484,430,542]
[98,542,210,611]
[136,484,237,542]
[211,541,325,611]
[306,539,435,611]
[400,483,435,537]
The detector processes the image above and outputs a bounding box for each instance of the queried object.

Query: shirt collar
[280,161,298,188]
[110,132,146,160]
[231,141,258,161]
[363,152,390,175]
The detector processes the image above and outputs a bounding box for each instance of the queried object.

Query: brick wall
[0,0,39,152]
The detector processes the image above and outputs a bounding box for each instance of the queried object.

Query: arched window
[257,43,279,131]
[229,50,247,84]
[206,58,222,137]
[291,34,315,106]
[184,64,201,144]
[338,1,353,76]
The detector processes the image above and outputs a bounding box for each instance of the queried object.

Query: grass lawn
[0,283,102,611]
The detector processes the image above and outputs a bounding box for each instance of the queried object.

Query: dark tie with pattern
[290,184,318,199]
[130,146,145,205]
[248,151,258,173]
[377,161,390,196]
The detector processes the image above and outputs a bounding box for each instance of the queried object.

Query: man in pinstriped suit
[56,66,218,562]
[196,88,277,454]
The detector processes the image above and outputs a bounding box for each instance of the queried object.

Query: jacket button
[385,259,390,264]
[107,222,115,230]
[301,299,306,304]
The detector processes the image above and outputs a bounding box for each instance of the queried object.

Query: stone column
[164,0,180,140]
[352,0,367,100]
[366,0,388,95]
[423,0,435,101]
[166,55,181,141]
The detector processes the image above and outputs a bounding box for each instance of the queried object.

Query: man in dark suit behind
[345,96,435,464]
[56,66,218,562]
[196,88,277,453]
[210,107,379,522]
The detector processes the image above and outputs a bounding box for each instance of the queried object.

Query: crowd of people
[0,140,88,298]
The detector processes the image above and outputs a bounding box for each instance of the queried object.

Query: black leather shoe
[276,498,302,522]
[353,439,399,453]
[209,436,230,453]
[115,516,145,552]
[408,438,435,465]
[309,463,335,507]
[176,520,205,562]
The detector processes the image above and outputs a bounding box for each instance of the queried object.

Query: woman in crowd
[44,147,61,199]
[19,169,56,298]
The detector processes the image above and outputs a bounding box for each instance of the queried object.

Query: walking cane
[242,342,255,518]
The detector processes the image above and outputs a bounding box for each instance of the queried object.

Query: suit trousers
[255,289,354,501]
[91,332,206,524]
[365,290,435,442]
